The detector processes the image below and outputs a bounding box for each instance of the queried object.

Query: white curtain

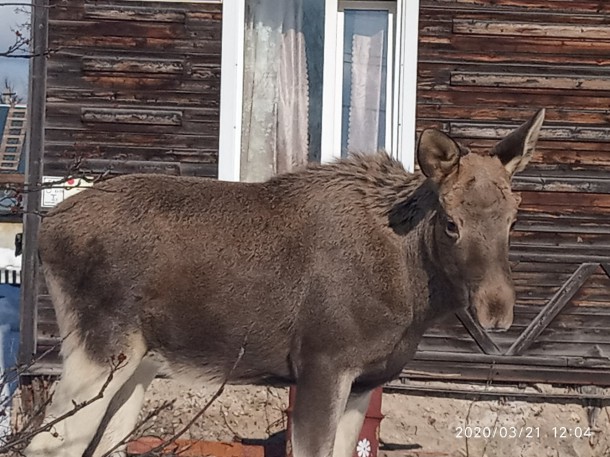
[241,0,309,182]
[347,30,385,154]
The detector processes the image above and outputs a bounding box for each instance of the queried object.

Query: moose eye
[446,219,459,237]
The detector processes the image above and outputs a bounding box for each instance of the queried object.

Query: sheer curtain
[241,0,310,182]
[341,9,389,157]
[347,30,385,154]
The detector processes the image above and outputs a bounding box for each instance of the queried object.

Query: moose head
[417,109,545,331]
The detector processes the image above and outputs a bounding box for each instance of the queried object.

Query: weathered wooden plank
[514,273,610,289]
[506,263,600,356]
[515,215,610,235]
[44,144,218,165]
[520,191,610,210]
[449,122,610,141]
[47,88,221,107]
[49,103,219,122]
[83,2,222,23]
[452,71,610,91]
[48,73,222,93]
[406,358,610,385]
[80,107,182,126]
[429,34,610,57]
[417,105,610,128]
[422,0,610,14]
[82,56,184,75]
[43,159,217,178]
[412,351,610,370]
[420,46,610,66]
[453,19,610,39]
[515,288,610,304]
[511,231,610,247]
[426,323,610,346]
[513,176,610,193]
[49,35,222,56]
[510,251,610,264]
[387,381,610,404]
[455,309,501,355]
[83,5,186,23]
[45,129,219,149]
[418,86,610,110]
[439,307,610,330]
[49,19,187,39]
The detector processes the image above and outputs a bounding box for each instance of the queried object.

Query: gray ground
[138,379,610,457]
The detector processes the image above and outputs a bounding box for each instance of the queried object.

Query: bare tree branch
[0,354,129,454]
[140,336,249,457]
[98,399,176,457]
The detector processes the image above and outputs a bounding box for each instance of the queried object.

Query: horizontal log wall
[43,0,221,177]
[409,0,610,385]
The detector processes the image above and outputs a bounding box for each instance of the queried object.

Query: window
[8,129,21,136]
[11,111,25,119]
[2,155,16,161]
[321,0,420,167]
[10,120,23,127]
[0,163,15,169]
[7,138,19,145]
[4,147,17,153]
[218,0,420,181]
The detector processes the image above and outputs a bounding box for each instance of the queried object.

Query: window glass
[341,9,389,157]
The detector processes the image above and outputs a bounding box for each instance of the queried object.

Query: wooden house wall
[23,0,222,370]
[24,0,610,386]
[409,0,610,385]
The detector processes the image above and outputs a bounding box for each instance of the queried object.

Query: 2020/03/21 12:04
[553,427,594,438]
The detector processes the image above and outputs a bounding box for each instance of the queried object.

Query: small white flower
[356,438,372,457]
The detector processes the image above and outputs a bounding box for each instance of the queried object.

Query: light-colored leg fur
[332,390,372,457]
[90,357,159,457]
[291,370,354,457]
[24,341,146,457]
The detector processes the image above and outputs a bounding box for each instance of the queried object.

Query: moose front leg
[291,365,354,457]
[333,389,373,457]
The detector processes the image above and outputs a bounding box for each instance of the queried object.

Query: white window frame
[218,0,245,181]
[218,0,420,181]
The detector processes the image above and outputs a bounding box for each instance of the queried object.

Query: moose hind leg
[291,366,354,457]
[88,356,160,457]
[332,389,372,457]
[24,341,146,457]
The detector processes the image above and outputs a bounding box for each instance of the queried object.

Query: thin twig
[141,336,249,457]
[0,356,128,453]
[99,399,176,457]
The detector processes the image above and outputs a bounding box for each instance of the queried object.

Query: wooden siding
[25,0,610,388]
[43,0,221,178]
[24,0,222,368]
[409,0,610,385]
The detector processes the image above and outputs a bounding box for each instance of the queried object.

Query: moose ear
[417,129,462,183]
[491,108,546,177]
